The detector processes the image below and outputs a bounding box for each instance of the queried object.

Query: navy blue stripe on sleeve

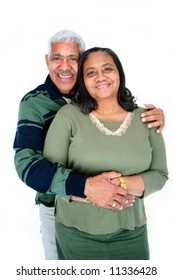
[13,126,44,151]
[24,158,58,192]
[66,172,87,198]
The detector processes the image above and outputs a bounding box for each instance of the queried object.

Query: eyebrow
[102,63,114,67]
[51,54,79,59]
[84,63,114,73]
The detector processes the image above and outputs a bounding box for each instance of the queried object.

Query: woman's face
[83,51,120,102]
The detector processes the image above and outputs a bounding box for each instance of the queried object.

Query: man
[13,30,165,260]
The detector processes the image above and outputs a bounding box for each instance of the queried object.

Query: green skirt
[55,221,150,260]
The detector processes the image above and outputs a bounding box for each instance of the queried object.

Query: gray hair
[47,29,86,58]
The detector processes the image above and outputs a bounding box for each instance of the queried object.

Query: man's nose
[59,58,71,70]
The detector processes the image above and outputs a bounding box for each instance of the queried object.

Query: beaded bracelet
[87,177,93,201]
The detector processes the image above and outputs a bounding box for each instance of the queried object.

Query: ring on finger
[111,202,117,208]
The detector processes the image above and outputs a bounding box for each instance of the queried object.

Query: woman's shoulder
[56,103,81,118]
[135,106,147,114]
[133,106,147,118]
[59,103,79,112]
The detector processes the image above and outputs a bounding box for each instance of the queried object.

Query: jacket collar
[44,75,74,100]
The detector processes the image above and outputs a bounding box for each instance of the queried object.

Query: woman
[43,47,168,260]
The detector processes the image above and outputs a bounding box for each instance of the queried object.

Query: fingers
[95,201,123,210]
[141,106,165,134]
[141,112,164,121]
[155,125,164,134]
[71,196,90,203]
[113,193,135,206]
[94,194,135,211]
[144,103,156,110]
[141,105,164,119]
[141,108,164,120]
[102,171,122,180]
[107,198,135,211]
[84,173,134,210]
[111,193,135,209]
[84,173,124,202]
[147,120,164,133]
[110,201,123,210]
[143,119,164,133]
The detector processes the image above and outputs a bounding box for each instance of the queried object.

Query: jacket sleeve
[13,99,87,196]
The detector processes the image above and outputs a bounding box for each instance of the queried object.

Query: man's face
[45,40,80,94]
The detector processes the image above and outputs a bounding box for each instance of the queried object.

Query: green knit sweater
[43,104,168,234]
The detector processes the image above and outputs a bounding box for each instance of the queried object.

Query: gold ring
[112,202,116,208]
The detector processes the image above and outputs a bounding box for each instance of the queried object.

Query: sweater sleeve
[13,97,87,196]
[139,128,169,197]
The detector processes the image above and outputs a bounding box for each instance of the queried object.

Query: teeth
[96,84,109,88]
[59,74,72,78]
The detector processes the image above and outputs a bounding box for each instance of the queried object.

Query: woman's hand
[111,175,144,197]
[71,193,135,210]
[83,172,135,210]
[71,172,143,211]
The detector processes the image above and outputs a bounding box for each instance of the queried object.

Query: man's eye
[69,57,78,62]
[51,56,61,61]
[54,57,61,61]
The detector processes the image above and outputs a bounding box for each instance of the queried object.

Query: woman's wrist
[123,175,144,197]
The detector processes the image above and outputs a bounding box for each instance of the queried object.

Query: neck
[95,100,122,115]
[92,100,126,121]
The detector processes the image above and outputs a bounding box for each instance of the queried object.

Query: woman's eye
[87,71,95,77]
[104,67,113,72]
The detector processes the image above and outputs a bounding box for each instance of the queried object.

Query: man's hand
[141,104,165,134]
[71,172,135,210]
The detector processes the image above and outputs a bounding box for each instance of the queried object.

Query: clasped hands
[71,172,135,211]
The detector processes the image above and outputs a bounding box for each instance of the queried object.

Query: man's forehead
[51,53,78,58]
[51,41,80,55]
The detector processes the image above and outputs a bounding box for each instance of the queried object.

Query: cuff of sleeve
[66,172,87,198]
[47,166,71,197]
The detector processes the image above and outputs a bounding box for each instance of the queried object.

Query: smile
[96,83,111,89]
[58,74,73,79]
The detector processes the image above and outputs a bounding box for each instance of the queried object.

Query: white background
[0,0,172,278]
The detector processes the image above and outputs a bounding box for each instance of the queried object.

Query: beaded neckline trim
[89,111,134,136]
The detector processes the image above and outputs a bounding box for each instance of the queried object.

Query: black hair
[72,47,138,114]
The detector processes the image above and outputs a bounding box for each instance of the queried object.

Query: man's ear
[45,54,49,68]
